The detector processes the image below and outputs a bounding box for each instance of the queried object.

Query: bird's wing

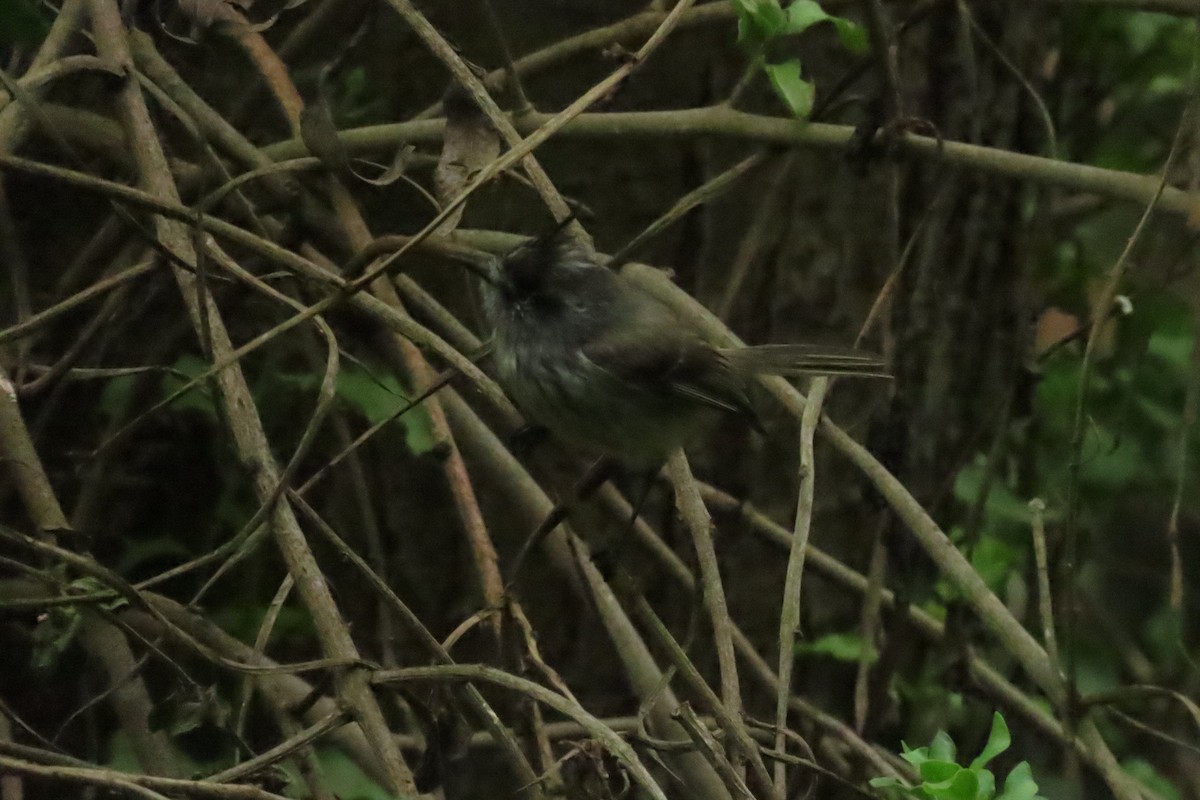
[582,327,757,420]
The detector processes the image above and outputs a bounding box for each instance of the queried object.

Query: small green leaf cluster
[731,0,866,117]
[870,713,1047,800]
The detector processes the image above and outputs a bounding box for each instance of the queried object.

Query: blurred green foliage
[916,8,1199,790]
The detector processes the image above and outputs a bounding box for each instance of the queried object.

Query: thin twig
[858,0,903,117]
[1028,498,1061,676]
[370,664,669,800]
[0,747,289,799]
[627,591,778,799]
[673,703,756,800]
[206,709,349,784]
[772,377,827,791]
[610,150,768,268]
[666,451,748,772]
[712,152,792,320]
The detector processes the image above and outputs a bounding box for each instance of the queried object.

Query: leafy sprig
[870,713,1048,800]
[731,0,866,117]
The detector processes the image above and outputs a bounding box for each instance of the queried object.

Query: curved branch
[260,107,1197,219]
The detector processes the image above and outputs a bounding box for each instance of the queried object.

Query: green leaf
[733,0,787,46]
[763,59,814,117]
[969,537,1019,592]
[1078,425,1146,488]
[782,1,867,53]
[932,767,979,800]
[336,365,406,424]
[901,742,930,766]
[929,731,957,762]
[954,460,1060,528]
[796,631,875,662]
[919,760,961,785]
[161,354,219,418]
[831,17,869,53]
[1147,327,1194,367]
[783,0,832,34]
[970,712,1011,770]
[975,768,996,799]
[336,364,434,455]
[315,748,394,800]
[995,762,1041,800]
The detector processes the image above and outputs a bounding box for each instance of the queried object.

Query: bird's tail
[721,344,889,378]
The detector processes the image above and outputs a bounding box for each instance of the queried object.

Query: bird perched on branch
[481,220,888,469]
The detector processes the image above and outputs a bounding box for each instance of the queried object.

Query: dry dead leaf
[433,86,500,236]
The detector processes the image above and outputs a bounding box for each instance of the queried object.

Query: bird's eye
[503,251,542,297]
